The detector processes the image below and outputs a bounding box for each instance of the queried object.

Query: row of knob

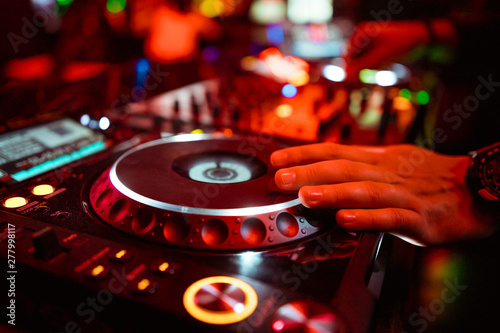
[90,174,323,250]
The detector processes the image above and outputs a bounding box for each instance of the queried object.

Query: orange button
[32,184,55,196]
[4,197,28,208]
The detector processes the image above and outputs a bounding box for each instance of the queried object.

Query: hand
[271,143,497,246]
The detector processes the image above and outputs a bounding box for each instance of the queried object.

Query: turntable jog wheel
[89,134,334,250]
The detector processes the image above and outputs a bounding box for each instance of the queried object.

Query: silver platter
[109,133,300,216]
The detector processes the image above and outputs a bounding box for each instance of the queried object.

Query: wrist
[466,142,500,200]
[465,142,500,220]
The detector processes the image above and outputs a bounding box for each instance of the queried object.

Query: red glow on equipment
[5,55,53,81]
[145,4,221,64]
[62,62,109,82]
[223,128,233,137]
[259,47,309,84]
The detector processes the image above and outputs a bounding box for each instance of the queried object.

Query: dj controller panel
[0,61,396,333]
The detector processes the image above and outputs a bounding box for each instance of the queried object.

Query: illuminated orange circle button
[32,184,55,196]
[183,276,258,325]
[4,197,28,208]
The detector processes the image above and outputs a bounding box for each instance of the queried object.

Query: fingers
[271,142,380,168]
[298,182,414,210]
[275,160,402,191]
[335,208,422,234]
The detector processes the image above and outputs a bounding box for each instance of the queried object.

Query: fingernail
[340,211,356,224]
[271,151,287,166]
[307,189,323,203]
[280,172,295,185]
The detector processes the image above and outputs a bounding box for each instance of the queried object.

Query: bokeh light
[222,128,233,137]
[275,104,293,118]
[399,88,412,100]
[393,96,412,111]
[287,0,333,24]
[359,69,377,84]
[80,114,90,126]
[199,0,224,18]
[375,70,398,86]
[249,0,286,24]
[322,64,345,82]
[240,56,258,71]
[56,0,74,6]
[202,46,219,62]
[288,70,309,86]
[281,84,298,98]
[99,117,110,130]
[417,91,430,105]
[259,48,309,83]
[272,320,285,332]
[106,0,126,13]
[266,24,285,45]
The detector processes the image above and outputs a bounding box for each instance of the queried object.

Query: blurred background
[2,0,485,152]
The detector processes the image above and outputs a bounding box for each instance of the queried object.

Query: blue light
[281,84,298,98]
[266,24,285,46]
[135,58,150,87]
[80,114,90,126]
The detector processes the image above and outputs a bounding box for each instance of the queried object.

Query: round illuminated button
[133,278,157,294]
[183,276,258,325]
[271,301,346,333]
[151,261,180,276]
[32,184,55,196]
[108,249,133,263]
[85,264,110,280]
[4,197,28,208]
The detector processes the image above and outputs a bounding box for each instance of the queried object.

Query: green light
[359,69,377,84]
[428,45,454,64]
[107,0,126,13]
[399,88,411,100]
[417,91,430,105]
[57,0,74,6]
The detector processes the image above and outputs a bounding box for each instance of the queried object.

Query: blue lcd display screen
[0,118,106,183]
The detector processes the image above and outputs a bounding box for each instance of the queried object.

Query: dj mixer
[0,59,399,333]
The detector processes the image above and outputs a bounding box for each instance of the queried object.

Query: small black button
[35,205,49,213]
[56,212,71,219]
[32,227,62,260]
